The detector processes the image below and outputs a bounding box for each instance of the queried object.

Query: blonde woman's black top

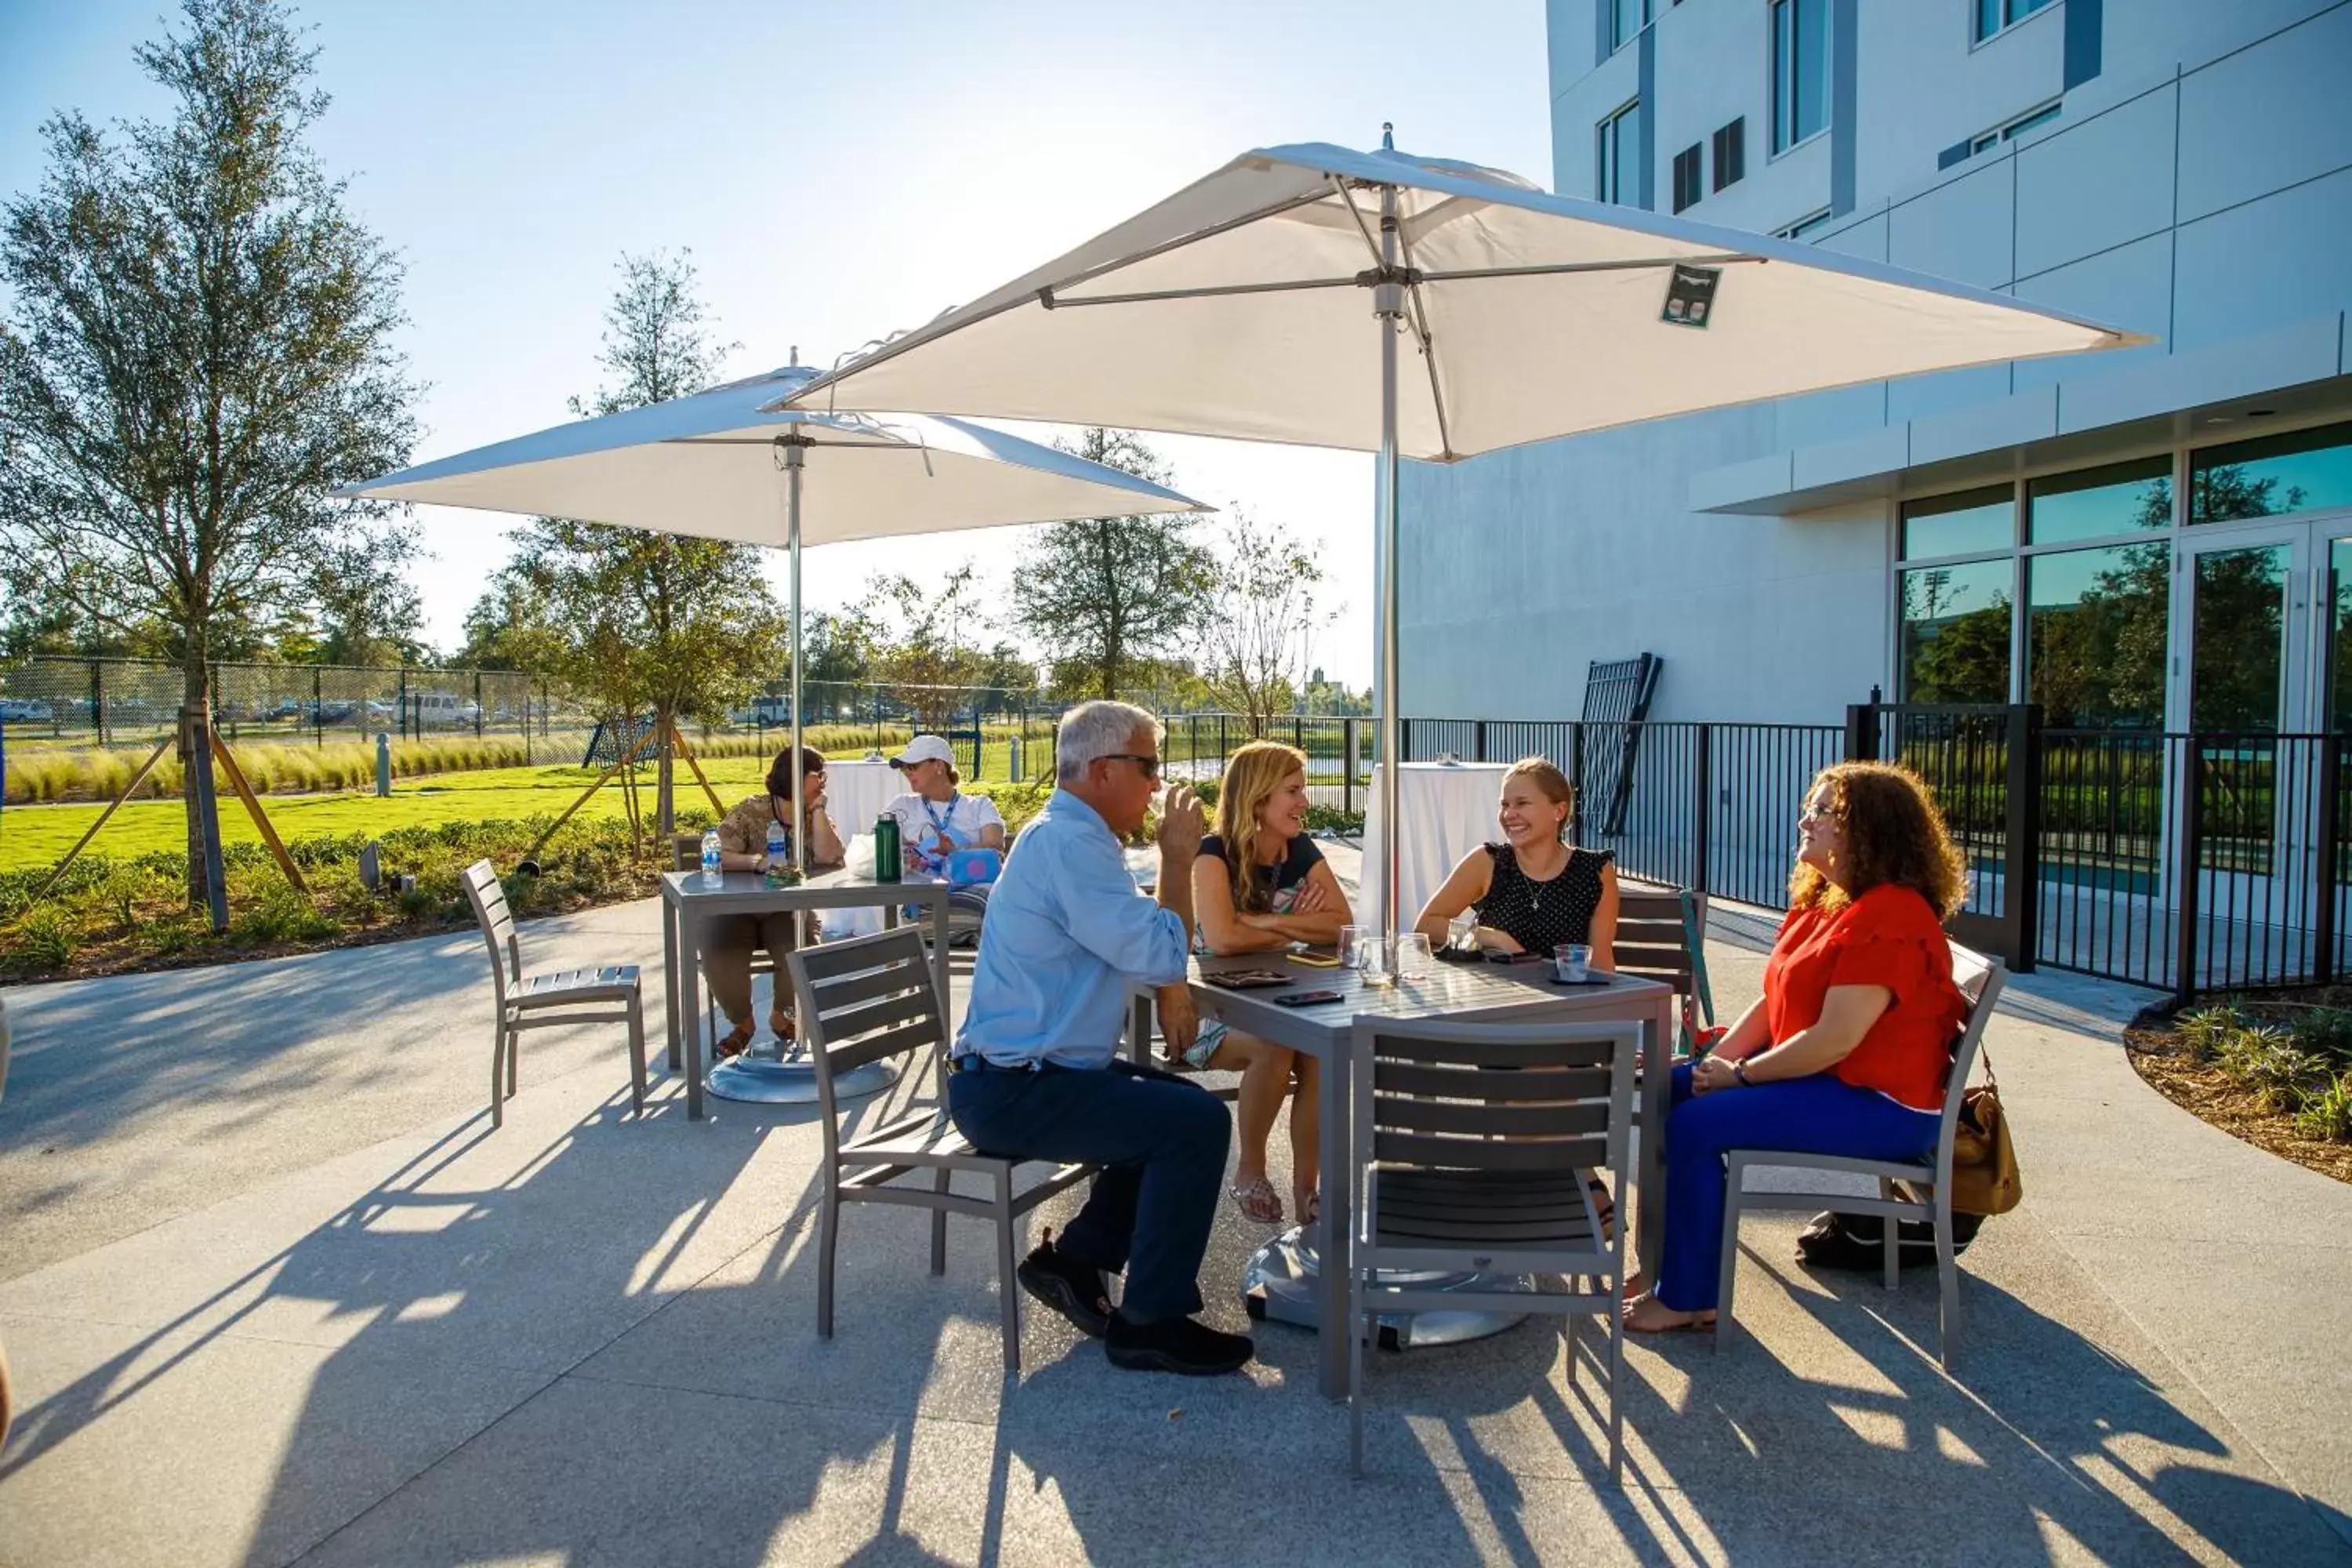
[1475,844,1612,954]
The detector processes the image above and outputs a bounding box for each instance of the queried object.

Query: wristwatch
[1732,1058,1754,1087]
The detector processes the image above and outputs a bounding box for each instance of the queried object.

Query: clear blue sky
[1,0,1553,681]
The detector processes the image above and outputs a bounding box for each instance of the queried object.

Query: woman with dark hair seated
[702,745,844,1058]
[1623,760,1970,1334]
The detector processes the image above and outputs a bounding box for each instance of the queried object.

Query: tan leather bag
[1947,1049,2023,1216]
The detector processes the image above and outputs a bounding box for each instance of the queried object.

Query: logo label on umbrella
[1662,265,1720,329]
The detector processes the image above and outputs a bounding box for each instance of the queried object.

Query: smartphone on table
[1270,988,1345,1007]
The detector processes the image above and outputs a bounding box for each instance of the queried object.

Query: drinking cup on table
[1338,924,1366,971]
[1446,913,1476,953]
[1396,932,1434,979]
[1554,943,1592,982]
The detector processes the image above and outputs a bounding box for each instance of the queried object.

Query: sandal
[1295,1189,1322,1229]
[714,1021,755,1060]
[768,1009,797,1042]
[1229,1177,1283,1225]
[1621,1293,1715,1334]
[1585,1175,1616,1242]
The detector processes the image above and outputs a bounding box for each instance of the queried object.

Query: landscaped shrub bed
[0,811,710,980]
[2128,994,2352,1183]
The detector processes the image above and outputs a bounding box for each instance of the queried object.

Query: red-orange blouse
[1763,884,1966,1112]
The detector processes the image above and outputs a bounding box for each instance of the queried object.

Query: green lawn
[0,757,788,872]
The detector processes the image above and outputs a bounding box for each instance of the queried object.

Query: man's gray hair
[1057,700,1160,783]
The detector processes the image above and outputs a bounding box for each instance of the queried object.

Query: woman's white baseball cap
[889,735,956,769]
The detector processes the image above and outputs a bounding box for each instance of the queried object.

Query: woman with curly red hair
[1624,761,1972,1334]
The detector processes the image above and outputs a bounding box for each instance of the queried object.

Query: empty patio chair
[787,925,1092,1372]
[461,859,647,1128]
[1347,1017,1641,1482]
[1613,880,1715,1054]
[1713,940,2007,1369]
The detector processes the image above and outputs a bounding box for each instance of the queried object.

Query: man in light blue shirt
[948,701,1252,1377]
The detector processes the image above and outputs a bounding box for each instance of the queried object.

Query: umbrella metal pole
[1241,180,1533,1348]
[710,429,896,1106]
[1374,184,1404,950]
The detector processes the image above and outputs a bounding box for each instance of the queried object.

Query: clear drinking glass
[1338,924,1366,971]
[1446,912,1476,953]
[1396,932,1434,979]
[1554,942,1592,982]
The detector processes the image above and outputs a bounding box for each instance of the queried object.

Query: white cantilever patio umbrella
[781,136,2150,940]
[343,360,1205,1104]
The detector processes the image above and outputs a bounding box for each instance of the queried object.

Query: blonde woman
[1181,742,1353,1225]
[1414,756,1620,965]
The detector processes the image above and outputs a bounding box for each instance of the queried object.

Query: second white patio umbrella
[345,360,1205,1102]
[782,135,2148,938]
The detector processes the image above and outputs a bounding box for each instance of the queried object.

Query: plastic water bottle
[700,827,722,886]
[764,816,788,885]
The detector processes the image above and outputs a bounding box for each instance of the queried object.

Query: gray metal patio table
[660,869,953,1120]
[1128,953,1672,1399]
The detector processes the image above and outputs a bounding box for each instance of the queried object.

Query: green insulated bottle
[873,812,901,884]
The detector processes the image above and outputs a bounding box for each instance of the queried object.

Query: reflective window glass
[2191,420,2352,524]
[2027,542,2169,728]
[2027,456,2171,544]
[1901,485,2013,559]
[1900,559,2013,704]
[2191,544,2290,733]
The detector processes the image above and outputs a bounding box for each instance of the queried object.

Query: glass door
[2174,530,2303,735]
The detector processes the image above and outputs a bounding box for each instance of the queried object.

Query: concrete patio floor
[3,851,2350,1566]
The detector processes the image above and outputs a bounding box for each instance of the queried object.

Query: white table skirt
[1357,760,1509,931]
[822,759,900,841]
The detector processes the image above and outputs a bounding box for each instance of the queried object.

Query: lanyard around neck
[924,793,958,832]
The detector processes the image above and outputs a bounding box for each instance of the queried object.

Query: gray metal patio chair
[1714,939,2006,1370]
[787,925,1093,1372]
[461,859,647,1129]
[1614,880,1714,1054]
[1346,1017,1641,1483]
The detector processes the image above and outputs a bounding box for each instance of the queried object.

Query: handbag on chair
[1944,1048,2023,1217]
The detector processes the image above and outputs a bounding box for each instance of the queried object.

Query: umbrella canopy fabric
[779,141,2147,458]
[341,364,1205,539]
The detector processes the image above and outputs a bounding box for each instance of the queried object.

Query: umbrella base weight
[1240,1225,1532,1350]
[706,1044,898,1105]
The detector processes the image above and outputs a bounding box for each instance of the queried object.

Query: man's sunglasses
[1104,753,1163,779]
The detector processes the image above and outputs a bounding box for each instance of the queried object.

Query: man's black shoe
[1104,1311,1254,1376]
[1016,1232,1112,1338]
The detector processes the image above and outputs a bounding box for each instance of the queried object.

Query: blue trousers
[948,1058,1229,1323]
[1656,1062,1940,1313]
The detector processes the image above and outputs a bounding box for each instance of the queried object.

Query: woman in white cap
[884,733,1007,875]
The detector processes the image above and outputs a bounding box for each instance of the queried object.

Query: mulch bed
[2126,989,2352,1185]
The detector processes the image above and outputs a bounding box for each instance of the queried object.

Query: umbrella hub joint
[1356,262,1421,318]
[771,430,815,468]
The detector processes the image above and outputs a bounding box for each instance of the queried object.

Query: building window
[1711,118,1745,191]
[1773,208,1836,241]
[2027,543,2171,728]
[1613,0,1650,52]
[2190,420,2352,524]
[1597,100,1643,205]
[1671,145,1703,212]
[2028,456,2172,545]
[1770,0,1830,154]
[1975,0,2057,45]
[1902,485,2014,559]
[1900,559,2013,705]
[1966,100,2062,159]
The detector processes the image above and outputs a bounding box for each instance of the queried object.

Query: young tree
[303,535,431,667]
[496,250,787,833]
[0,0,418,908]
[1012,429,1215,699]
[858,565,1032,728]
[1200,507,1334,736]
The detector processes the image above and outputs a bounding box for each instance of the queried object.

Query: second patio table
[1130,952,1673,1399]
[659,869,953,1120]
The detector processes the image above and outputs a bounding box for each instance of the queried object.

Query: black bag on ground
[1796,1209,1983,1272]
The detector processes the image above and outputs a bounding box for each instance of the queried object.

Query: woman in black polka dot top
[1411,757,1620,964]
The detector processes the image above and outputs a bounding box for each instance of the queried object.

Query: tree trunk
[181,629,212,913]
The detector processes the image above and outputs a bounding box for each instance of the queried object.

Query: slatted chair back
[1613,880,1711,1047]
[1929,941,2007,1193]
[789,926,949,1153]
[1353,1018,1639,1181]
[671,833,702,873]
[461,860,523,1013]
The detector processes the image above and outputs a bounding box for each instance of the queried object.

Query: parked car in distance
[0,699,54,723]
